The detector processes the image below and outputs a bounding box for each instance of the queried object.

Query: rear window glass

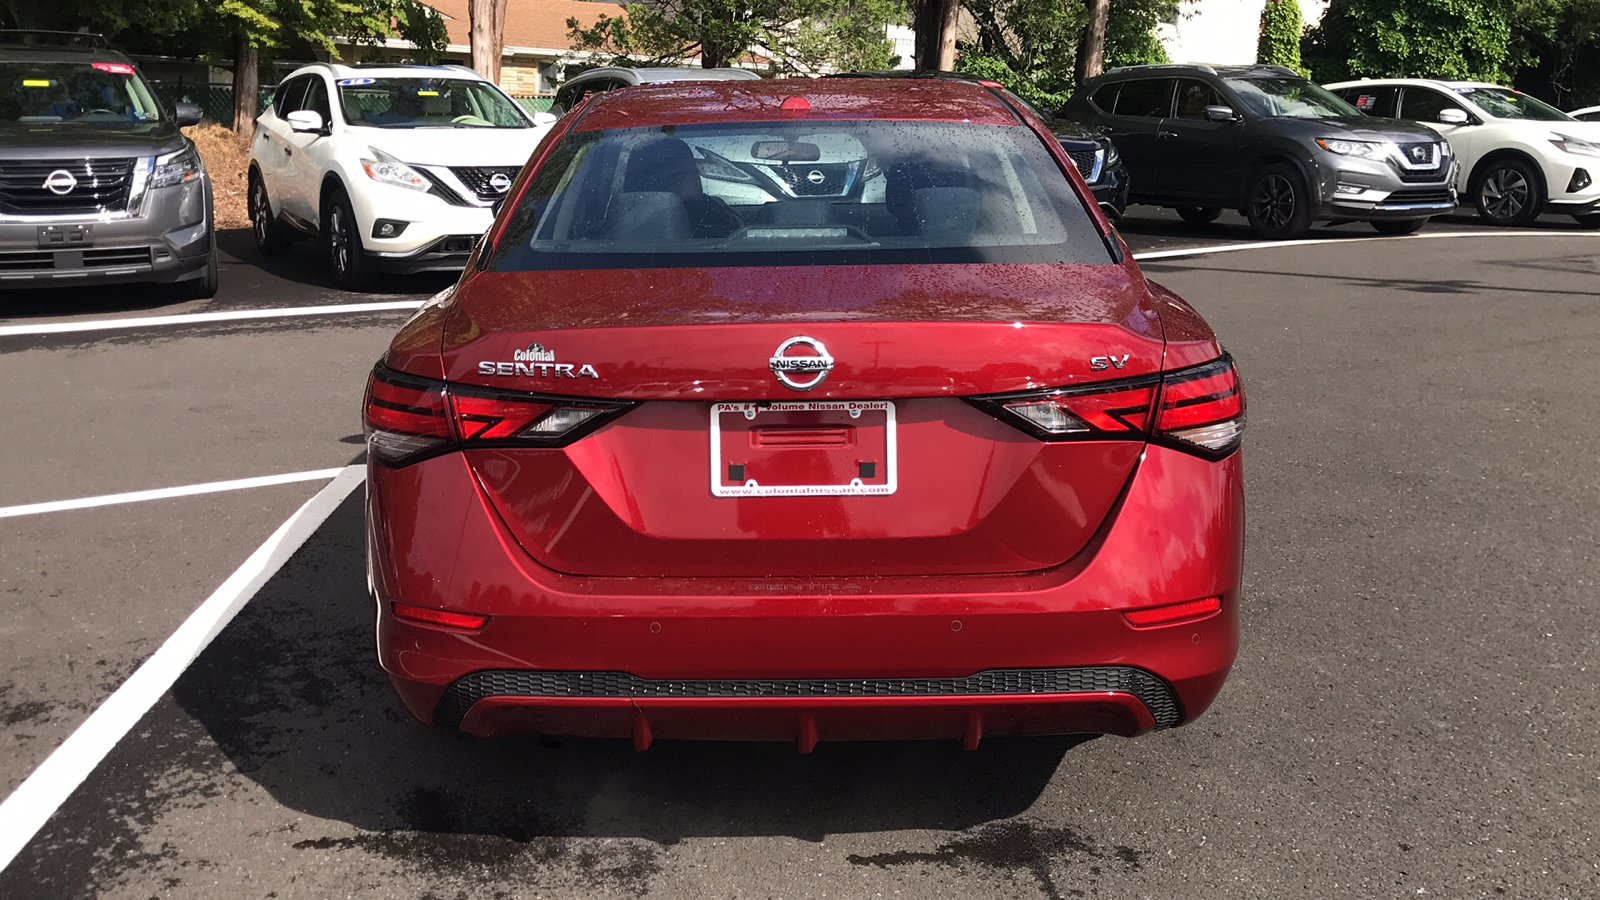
[1113,79,1173,118]
[490,120,1112,272]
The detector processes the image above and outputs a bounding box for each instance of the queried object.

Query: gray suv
[1060,64,1458,239]
[0,32,216,297]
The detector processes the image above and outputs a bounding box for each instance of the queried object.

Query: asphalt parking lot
[2,209,1598,899]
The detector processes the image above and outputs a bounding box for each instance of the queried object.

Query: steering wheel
[82,108,119,116]
[451,115,492,126]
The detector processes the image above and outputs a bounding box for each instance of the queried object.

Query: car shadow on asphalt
[168,491,1083,846]
[214,228,455,298]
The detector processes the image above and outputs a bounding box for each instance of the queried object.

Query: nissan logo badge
[769,336,834,392]
[488,172,513,193]
[43,170,77,196]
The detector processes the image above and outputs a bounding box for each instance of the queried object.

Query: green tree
[1257,0,1306,74]
[568,0,903,73]
[1303,0,1524,83]
[1513,0,1600,106]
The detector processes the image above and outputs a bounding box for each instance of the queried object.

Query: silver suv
[0,32,216,297]
[1061,64,1459,239]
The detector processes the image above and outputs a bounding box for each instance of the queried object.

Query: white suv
[1326,79,1600,227]
[248,64,556,288]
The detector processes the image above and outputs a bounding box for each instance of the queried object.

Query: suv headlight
[1103,141,1121,169]
[361,148,430,191]
[150,146,202,189]
[1550,133,1600,158]
[1315,138,1393,159]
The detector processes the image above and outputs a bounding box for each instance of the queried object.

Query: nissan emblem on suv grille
[769,336,834,391]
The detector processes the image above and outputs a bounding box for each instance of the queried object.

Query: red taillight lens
[976,353,1245,459]
[1154,355,1245,456]
[392,602,489,630]
[362,363,631,467]
[363,366,452,465]
[92,62,137,75]
[1123,596,1222,628]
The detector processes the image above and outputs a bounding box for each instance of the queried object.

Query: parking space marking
[1133,229,1600,261]
[0,466,364,875]
[0,301,420,338]
[0,468,349,519]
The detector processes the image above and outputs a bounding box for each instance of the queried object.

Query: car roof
[1324,78,1504,91]
[0,46,137,65]
[571,78,1020,132]
[571,66,763,84]
[285,62,487,82]
[1101,63,1304,79]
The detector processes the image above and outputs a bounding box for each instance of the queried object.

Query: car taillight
[362,363,631,467]
[975,353,1245,459]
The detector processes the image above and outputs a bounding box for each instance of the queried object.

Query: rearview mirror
[1437,108,1469,125]
[1203,105,1239,123]
[751,140,821,162]
[286,110,326,135]
[174,102,203,127]
[531,111,558,127]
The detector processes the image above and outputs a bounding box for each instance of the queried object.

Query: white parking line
[0,468,349,519]
[0,466,364,875]
[0,301,420,338]
[1133,229,1600,261]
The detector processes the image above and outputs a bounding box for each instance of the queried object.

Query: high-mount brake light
[974,354,1245,459]
[92,63,136,75]
[362,364,631,467]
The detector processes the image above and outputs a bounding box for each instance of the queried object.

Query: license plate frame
[710,400,897,498]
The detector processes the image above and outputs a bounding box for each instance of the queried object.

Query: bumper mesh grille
[433,666,1183,732]
[1066,149,1099,181]
[449,166,521,202]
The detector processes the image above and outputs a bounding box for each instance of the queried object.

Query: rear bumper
[367,443,1244,745]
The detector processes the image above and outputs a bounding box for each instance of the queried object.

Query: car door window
[1337,85,1397,117]
[1113,79,1174,118]
[1090,83,1120,114]
[273,76,310,116]
[301,77,331,124]
[1174,79,1227,120]
[1401,87,1464,123]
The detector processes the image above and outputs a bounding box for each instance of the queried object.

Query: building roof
[573,78,1019,132]
[419,0,624,53]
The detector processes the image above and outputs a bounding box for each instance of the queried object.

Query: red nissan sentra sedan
[362,78,1244,749]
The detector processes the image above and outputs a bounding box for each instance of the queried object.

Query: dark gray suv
[0,32,216,297]
[1060,64,1458,239]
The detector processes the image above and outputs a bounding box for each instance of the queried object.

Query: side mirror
[174,102,203,128]
[1437,108,1469,125]
[286,110,326,135]
[531,111,558,127]
[1203,105,1239,123]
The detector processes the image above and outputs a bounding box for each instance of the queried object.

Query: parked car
[248,63,557,289]
[827,70,1131,220]
[1571,106,1600,122]
[1327,79,1600,227]
[362,78,1246,747]
[1061,64,1458,239]
[0,30,216,297]
[550,66,762,116]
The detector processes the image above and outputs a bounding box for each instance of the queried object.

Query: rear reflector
[975,353,1245,459]
[362,363,632,467]
[1123,596,1223,628]
[392,602,490,630]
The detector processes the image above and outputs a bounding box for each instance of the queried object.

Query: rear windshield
[490,120,1111,271]
[337,77,529,129]
[0,61,161,124]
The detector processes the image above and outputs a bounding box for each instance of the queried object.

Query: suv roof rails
[1104,63,1218,76]
[0,29,108,50]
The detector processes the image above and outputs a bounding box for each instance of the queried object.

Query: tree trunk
[913,0,960,71]
[469,0,509,84]
[1076,0,1110,82]
[233,37,259,132]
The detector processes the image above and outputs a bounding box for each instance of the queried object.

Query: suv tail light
[974,354,1245,458]
[362,363,631,466]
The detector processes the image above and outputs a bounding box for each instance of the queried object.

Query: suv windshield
[490,120,1109,271]
[0,61,161,124]
[338,77,528,128]
[1456,87,1571,121]
[1225,77,1360,119]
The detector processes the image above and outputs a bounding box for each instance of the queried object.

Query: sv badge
[1090,355,1130,371]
